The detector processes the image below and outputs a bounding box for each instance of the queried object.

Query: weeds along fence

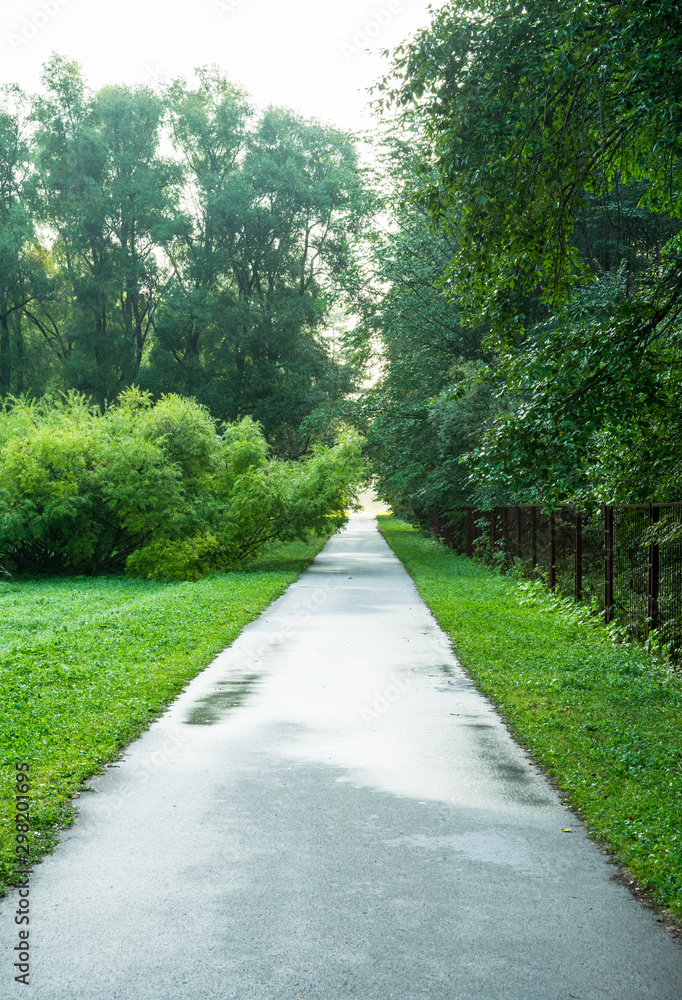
[428,504,682,656]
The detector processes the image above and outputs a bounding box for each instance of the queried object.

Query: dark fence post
[501,506,508,558]
[516,506,522,559]
[549,511,556,590]
[648,504,660,633]
[531,506,537,570]
[574,509,582,603]
[466,507,474,557]
[491,506,497,550]
[604,505,614,624]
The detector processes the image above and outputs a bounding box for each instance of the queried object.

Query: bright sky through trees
[0,0,444,130]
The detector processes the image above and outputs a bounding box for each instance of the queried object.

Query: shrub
[0,390,364,578]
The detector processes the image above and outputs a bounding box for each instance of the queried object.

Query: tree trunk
[0,311,11,393]
[15,312,24,395]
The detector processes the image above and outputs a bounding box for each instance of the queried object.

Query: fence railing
[428,504,682,656]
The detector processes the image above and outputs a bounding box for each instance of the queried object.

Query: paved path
[1,514,681,998]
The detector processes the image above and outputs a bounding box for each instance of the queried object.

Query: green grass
[0,535,329,893]
[379,515,682,922]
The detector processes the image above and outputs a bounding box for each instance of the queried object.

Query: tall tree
[142,69,372,453]
[0,58,373,453]
[354,131,491,522]
[377,0,682,504]
[32,55,182,410]
[0,84,48,396]
[380,0,682,335]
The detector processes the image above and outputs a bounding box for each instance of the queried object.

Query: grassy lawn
[0,535,329,894]
[379,515,682,923]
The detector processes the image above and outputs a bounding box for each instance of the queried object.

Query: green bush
[0,389,364,578]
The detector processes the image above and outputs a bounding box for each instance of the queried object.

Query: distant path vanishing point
[1,513,680,998]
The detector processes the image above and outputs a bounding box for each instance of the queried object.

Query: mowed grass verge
[0,535,329,894]
[379,516,682,923]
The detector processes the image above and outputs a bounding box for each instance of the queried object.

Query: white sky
[0,0,444,133]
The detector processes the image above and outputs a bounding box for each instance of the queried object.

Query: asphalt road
[1,513,681,998]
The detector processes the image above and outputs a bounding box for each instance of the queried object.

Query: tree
[0,58,374,454]
[464,268,682,504]
[0,84,52,397]
[141,69,372,453]
[32,55,182,411]
[377,0,682,504]
[380,0,682,333]
[353,130,491,525]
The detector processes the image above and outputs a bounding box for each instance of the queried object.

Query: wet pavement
[1,513,681,998]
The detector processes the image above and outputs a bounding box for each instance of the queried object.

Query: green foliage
[381,0,682,331]
[374,1,682,506]
[463,270,681,502]
[0,59,372,455]
[0,84,55,398]
[137,68,373,452]
[380,516,682,921]
[350,131,494,524]
[0,390,365,577]
[30,56,183,411]
[0,534,328,894]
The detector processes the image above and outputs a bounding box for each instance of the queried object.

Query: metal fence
[428,504,682,656]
